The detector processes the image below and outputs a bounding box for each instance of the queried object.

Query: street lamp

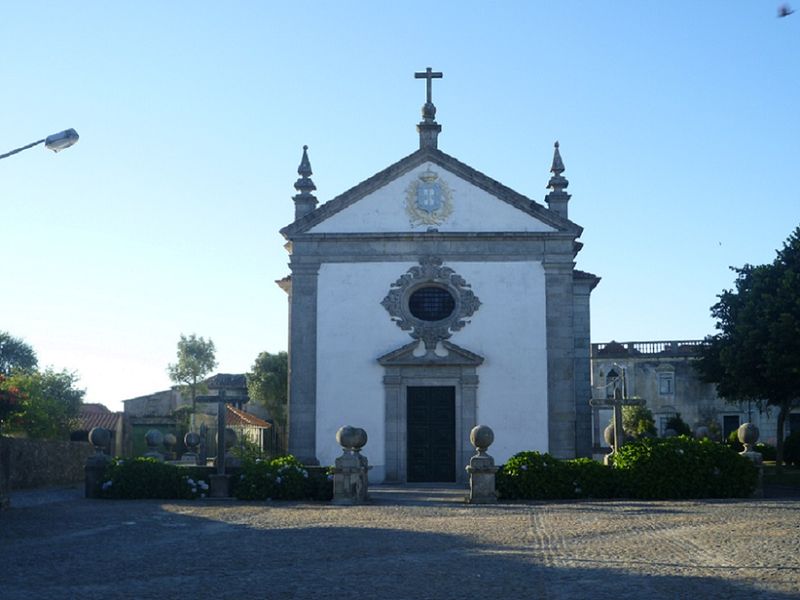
[0,128,79,160]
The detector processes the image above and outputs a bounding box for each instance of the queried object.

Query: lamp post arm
[0,139,46,161]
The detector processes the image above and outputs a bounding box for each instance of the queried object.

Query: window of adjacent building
[658,372,674,396]
[606,368,619,399]
[790,413,800,435]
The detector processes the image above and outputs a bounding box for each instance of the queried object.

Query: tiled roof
[76,407,122,432]
[226,405,271,429]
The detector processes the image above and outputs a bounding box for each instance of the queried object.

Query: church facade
[279,70,599,483]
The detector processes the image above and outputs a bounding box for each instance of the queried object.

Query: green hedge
[497,437,757,501]
[101,457,212,499]
[234,455,332,501]
[497,452,619,500]
[100,455,332,501]
[613,436,757,499]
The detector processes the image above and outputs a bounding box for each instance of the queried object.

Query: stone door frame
[378,341,482,484]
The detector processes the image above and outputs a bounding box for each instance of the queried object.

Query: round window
[408,286,455,321]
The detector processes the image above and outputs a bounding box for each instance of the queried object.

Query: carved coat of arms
[405,169,453,227]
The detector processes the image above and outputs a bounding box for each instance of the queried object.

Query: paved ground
[2,485,800,599]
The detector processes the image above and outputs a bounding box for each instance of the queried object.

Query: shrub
[613,436,756,499]
[755,443,777,462]
[783,431,800,466]
[497,452,618,500]
[727,429,744,452]
[101,458,210,499]
[665,413,692,437]
[234,454,332,501]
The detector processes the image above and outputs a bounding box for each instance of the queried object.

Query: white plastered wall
[315,260,549,480]
[308,162,556,234]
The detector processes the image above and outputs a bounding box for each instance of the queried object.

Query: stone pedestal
[332,426,370,505]
[208,473,231,498]
[332,452,368,505]
[466,455,498,504]
[466,425,498,504]
[85,427,112,498]
[738,423,764,498]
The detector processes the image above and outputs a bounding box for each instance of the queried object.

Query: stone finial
[333,426,370,505]
[737,423,760,454]
[545,141,571,220]
[737,423,764,498]
[292,145,318,220]
[415,67,443,149]
[144,429,165,461]
[88,427,111,455]
[466,425,498,504]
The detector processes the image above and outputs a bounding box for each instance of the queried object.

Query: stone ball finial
[603,423,615,447]
[145,429,164,449]
[163,433,177,450]
[184,431,200,450]
[470,425,494,453]
[88,427,111,451]
[738,423,760,451]
[694,426,710,440]
[336,426,367,451]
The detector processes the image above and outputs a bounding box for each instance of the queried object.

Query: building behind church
[590,340,800,451]
[279,69,599,483]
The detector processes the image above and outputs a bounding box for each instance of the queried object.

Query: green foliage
[101,458,210,499]
[0,331,37,376]
[783,431,800,466]
[497,452,618,500]
[498,438,757,500]
[247,351,288,427]
[622,404,656,438]
[234,454,332,501]
[727,429,744,452]
[167,334,217,409]
[696,226,800,465]
[665,413,692,436]
[756,443,777,462]
[0,368,84,439]
[613,436,757,499]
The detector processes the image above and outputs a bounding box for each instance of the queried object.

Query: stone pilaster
[287,261,320,465]
[544,260,577,458]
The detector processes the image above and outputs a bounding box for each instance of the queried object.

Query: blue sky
[1,2,798,411]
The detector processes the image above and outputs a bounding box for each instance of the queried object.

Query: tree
[696,226,800,466]
[0,331,37,376]
[621,405,657,439]
[247,351,288,427]
[0,368,84,439]
[167,334,217,411]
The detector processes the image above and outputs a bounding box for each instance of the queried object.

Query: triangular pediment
[281,148,581,238]
[377,340,484,367]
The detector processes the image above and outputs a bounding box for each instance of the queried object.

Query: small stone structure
[465,425,498,504]
[738,422,763,498]
[332,426,370,505]
[182,431,200,464]
[143,429,165,461]
[85,427,112,498]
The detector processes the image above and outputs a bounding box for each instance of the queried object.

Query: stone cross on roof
[415,67,443,108]
[414,67,443,150]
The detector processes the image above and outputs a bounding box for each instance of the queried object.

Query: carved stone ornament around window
[381,256,481,350]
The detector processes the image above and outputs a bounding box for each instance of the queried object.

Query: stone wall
[0,436,94,490]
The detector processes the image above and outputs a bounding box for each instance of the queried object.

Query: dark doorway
[723,415,741,440]
[407,386,456,482]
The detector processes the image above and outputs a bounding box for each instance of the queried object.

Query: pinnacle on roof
[545,141,571,219]
[292,145,318,219]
